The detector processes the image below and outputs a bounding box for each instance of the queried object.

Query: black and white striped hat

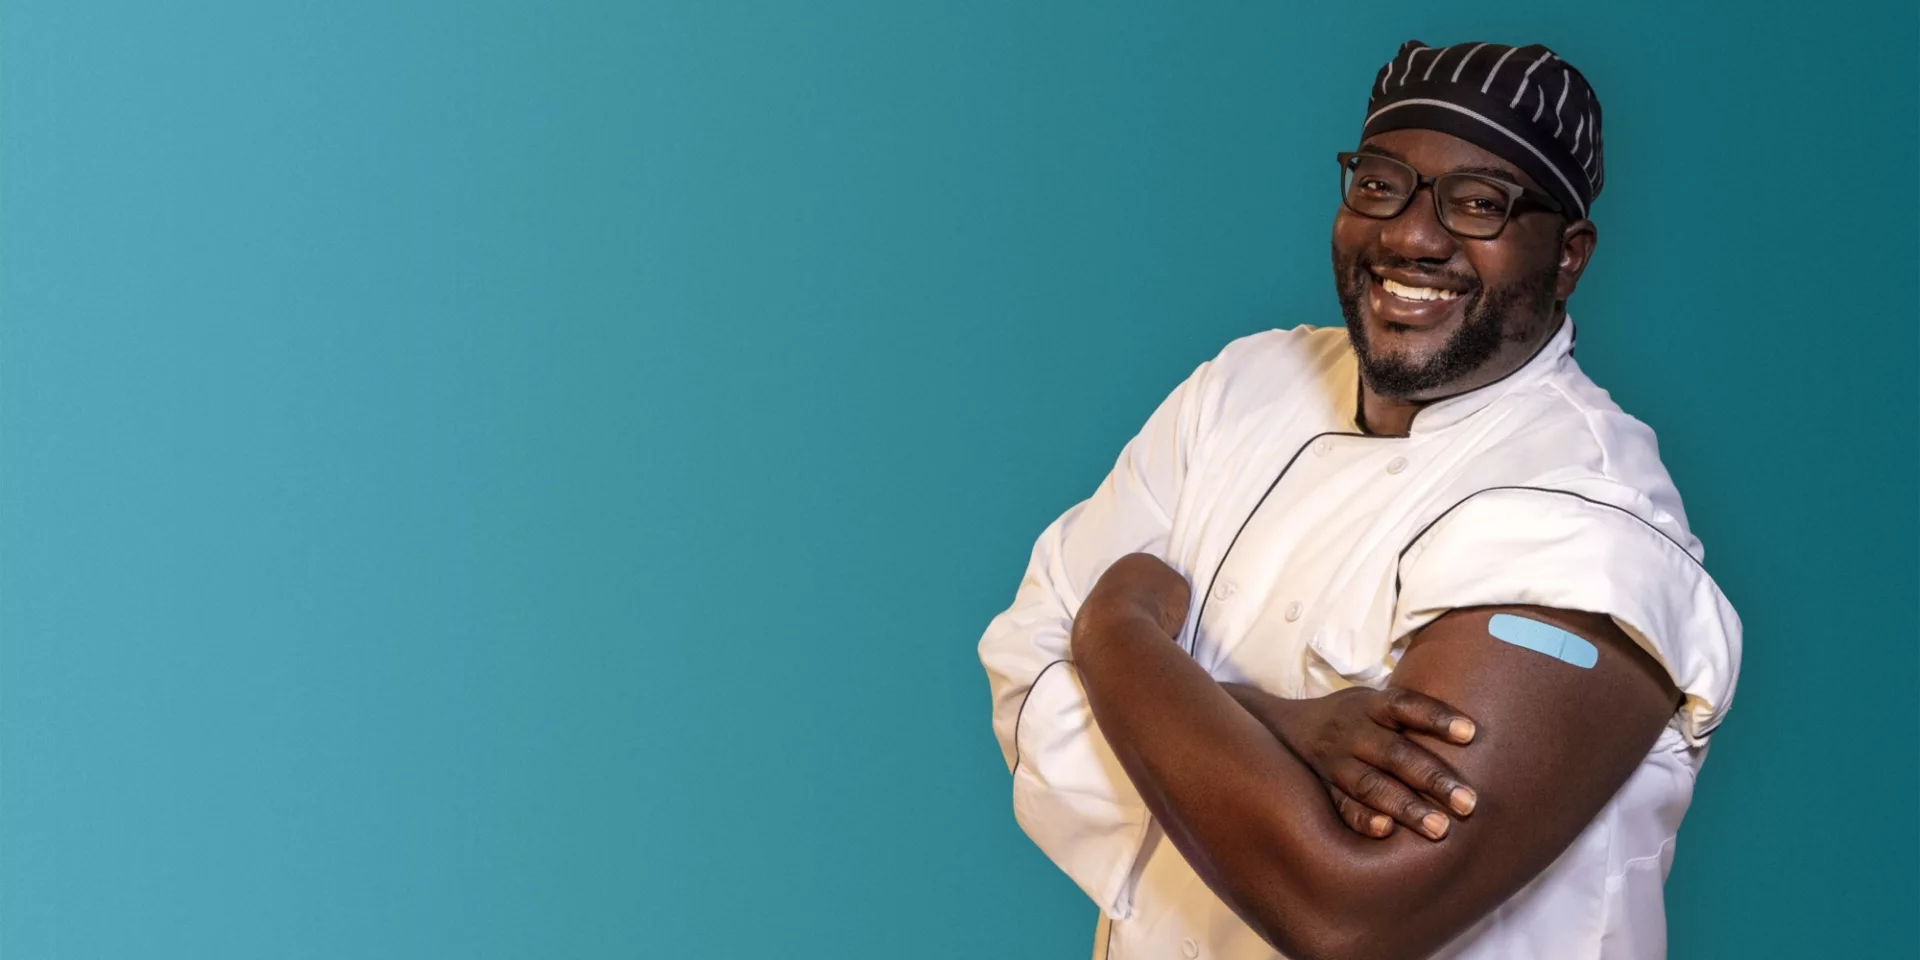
[1363,40,1604,220]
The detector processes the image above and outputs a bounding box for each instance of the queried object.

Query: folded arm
[1071,553,1681,960]
[977,361,1214,912]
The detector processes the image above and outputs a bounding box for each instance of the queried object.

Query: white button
[1211,579,1236,601]
[1312,438,1332,456]
[1284,600,1303,621]
[1182,938,1200,958]
[1386,456,1408,474]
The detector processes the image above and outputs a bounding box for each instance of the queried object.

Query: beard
[1334,246,1560,399]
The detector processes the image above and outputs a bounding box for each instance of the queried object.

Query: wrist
[1103,553,1192,636]
[1072,555,1190,660]
[1224,683,1306,747]
[1069,594,1158,665]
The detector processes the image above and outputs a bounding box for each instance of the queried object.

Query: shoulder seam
[1387,485,1726,738]
[1390,484,1710,610]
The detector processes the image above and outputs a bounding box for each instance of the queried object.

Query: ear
[1555,219,1598,301]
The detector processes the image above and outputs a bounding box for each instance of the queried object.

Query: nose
[1378,184,1458,262]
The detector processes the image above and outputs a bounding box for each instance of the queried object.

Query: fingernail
[1449,719,1476,743]
[1422,812,1450,839]
[1450,786,1477,815]
[1370,814,1391,835]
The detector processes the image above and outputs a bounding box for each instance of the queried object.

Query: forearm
[1069,558,1687,960]
[1069,558,1432,958]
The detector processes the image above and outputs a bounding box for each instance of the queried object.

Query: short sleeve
[1392,487,1743,745]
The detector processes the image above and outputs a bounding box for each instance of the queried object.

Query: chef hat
[1362,40,1604,219]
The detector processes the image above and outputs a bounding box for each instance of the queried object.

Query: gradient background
[4,1,1915,957]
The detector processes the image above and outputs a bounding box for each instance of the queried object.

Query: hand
[1224,683,1478,842]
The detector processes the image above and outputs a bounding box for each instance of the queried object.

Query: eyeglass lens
[1341,155,1516,239]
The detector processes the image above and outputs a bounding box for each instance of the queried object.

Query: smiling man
[978,40,1742,960]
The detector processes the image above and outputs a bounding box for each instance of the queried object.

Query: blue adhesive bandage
[1487,614,1598,669]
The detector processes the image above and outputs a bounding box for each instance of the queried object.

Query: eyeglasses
[1336,151,1563,240]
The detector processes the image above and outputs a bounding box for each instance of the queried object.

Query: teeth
[1380,277,1461,302]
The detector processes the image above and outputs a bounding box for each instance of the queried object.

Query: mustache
[1347,253,1480,294]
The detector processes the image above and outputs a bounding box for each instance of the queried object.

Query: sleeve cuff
[1393,488,1743,745]
[1010,661,1152,918]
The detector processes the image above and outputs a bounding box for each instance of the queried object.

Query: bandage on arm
[1072,579,1683,960]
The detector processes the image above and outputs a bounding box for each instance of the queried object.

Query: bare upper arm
[1306,604,1682,957]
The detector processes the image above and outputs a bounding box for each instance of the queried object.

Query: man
[977,40,1741,960]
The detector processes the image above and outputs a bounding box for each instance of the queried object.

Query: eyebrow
[1450,164,1524,186]
[1355,144,1524,186]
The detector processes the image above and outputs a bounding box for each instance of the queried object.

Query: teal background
[4,1,1914,957]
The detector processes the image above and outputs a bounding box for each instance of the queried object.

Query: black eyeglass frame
[1335,151,1565,240]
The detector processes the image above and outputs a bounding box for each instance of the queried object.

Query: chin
[1362,311,1461,360]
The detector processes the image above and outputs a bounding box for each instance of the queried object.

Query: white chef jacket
[978,317,1742,960]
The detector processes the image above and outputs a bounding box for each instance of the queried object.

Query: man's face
[1331,128,1583,401]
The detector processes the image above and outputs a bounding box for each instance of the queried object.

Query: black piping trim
[1195,317,1576,646]
[1016,321,1627,939]
[1188,430,1372,653]
[1386,484,1726,737]
[1389,484,1707,600]
[1007,657,1070,778]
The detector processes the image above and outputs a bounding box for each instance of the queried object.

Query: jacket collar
[1347,315,1576,437]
